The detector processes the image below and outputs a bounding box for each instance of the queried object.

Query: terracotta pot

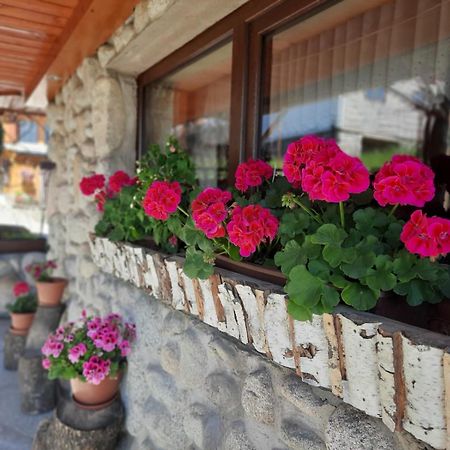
[215,255,286,286]
[70,375,120,407]
[9,326,28,337]
[10,312,35,333]
[36,278,67,306]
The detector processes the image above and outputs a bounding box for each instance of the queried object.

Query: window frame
[136,0,333,184]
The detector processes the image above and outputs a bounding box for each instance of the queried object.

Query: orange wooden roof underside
[0,0,140,99]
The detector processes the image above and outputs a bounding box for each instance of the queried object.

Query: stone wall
[44,1,447,449]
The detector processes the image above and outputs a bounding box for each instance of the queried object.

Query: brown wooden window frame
[137,0,331,184]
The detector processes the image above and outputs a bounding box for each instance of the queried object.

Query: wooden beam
[0,6,69,27]
[0,0,74,19]
[46,0,141,100]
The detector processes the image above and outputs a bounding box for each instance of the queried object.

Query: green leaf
[308,260,330,281]
[341,282,379,310]
[108,226,125,241]
[287,301,313,321]
[321,285,340,310]
[330,273,351,289]
[311,223,347,246]
[265,176,291,208]
[183,248,214,279]
[364,267,397,291]
[341,251,376,279]
[278,210,310,245]
[394,279,437,306]
[274,240,306,274]
[353,207,389,231]
[392,251,417,282]
[302,236,322,260]
[285,265,322,308]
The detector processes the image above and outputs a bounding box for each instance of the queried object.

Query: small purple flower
[119,340,130,357]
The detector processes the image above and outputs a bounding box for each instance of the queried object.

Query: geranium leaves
[341,283,379,310]
[274,240,306,274]
[183,247,214,279]
[286,265,340,320]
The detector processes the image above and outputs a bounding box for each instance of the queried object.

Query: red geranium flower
[400,210,450,258]
[142,181,181,220]
[94,190,107,212]
[192,188,232,238]
[108,170,136,194]
[374,156,435,207]
[226,205,278,257]
[13,281,30,298]
[79,174,105,196]
[283,135,334,188]
[235,159,273,192]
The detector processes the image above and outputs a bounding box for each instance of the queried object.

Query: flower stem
[292,197,321,223]
[177,206,189,217]
[339,202,345,228]
[388,203,399,217]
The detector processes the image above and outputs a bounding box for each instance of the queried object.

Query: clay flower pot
[36,278,68,306]
[71,376,120,409]
[10,312,35,334]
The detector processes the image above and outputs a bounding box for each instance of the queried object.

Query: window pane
[143,42,232,187]
[260,0,450,172]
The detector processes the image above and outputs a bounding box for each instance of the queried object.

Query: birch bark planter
[89,235,450,449]
[10,312,35,334]
[36,278,67,306]
[215,255,286,286]
[71,377,120,410]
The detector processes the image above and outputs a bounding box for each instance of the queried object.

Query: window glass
[19,120,38,143]
[143,42,232,187]
[260,0,450,171]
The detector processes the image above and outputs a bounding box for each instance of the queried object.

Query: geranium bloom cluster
[142,180,182,220]
[25,260,57,282]
[41,312,136,385]
[400,210,450,258]
[13,281,30,298]
[235,159,273,192]
[226,205,279,257]
[284,136,370,202]
[374,155,435,207]
[191,188,232,238]
[79,170,136,212]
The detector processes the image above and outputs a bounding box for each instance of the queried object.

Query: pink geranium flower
[82,356,111,385]
[108,170,136,194]
[400,210,450,258]
[13,281,30,298]
[142,180,182,220]
[79,174,105,195]
[192,188,232,238]
[235,159,273,192]
[42,358,51,370]
[226,205,279,257]
[68,343,87,363]
[374,156,435,207]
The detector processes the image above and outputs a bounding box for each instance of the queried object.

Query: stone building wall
[44,1,444,449]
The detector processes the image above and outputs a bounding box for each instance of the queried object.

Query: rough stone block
[3,328,26,370]
[18,350,56,414]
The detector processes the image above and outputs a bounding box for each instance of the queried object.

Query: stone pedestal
[18,350,57,414]
[32,384,124,450]
[18,304,64,414]
[3,328,26,370]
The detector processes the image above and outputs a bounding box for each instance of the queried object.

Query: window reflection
[143,42,232,187]
[260,0,450,172]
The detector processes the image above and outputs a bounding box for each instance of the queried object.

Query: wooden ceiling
[0,0,140,99]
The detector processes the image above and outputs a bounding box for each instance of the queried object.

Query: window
[18,120,38,143]
[141,42,232,187]
[139,0,450,178]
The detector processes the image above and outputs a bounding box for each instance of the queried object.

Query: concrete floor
[0,319,50,450]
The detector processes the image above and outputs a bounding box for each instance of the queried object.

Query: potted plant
[41,311,136,409]
[26,260,67,306]
[7,281,37,335]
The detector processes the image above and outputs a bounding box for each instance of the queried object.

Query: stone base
[3,328,26,370]
[18,350,56,414]
[32,398,124,450]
